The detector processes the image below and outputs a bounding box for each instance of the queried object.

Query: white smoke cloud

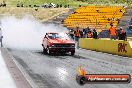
[1,15,68,50]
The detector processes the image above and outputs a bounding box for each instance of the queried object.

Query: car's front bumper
[49,47,75,52]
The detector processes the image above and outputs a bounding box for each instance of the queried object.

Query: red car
[42,32,75,55]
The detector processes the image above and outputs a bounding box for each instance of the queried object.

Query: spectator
[107,18,111,21]
[34,5,37,7]
[21,4,23,7]
[118,27,127,41]
[61,19,64,23]
[87,31,92,38]
[82,29,87,38]
[35,8,38,11]
[3,3,6,7]
[86,27,90,33]
[60,4,62,8]
[108,24,116,40]
[96,8,99,12]
[2,1,6,7]
[74,27,80,48]
[80,30,83,38]
[119,9,122,12]
[92,29,98,39]
[74,27,80,41]
[29,5,31,7]
[67,4,69,8]
[112,18,114,21]
[56,4,59,8]
[79,5,81,7]
[64,5,67,8]
[0,28,3,47]
[69,29,74,39]
[110,22,114,26]
[116,18,120,24]
[17,4,20,7]
[49,3,52,8]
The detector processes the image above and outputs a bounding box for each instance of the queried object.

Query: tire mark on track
[8,49,132,88]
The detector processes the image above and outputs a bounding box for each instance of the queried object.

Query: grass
[0,7,69,21]
[0,0,131,8]
[0,0,84,7]
[0,0,131,21]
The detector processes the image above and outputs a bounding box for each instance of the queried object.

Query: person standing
[80,30,83,38]
[74,27,80,41]
[74,27,80,49]
[92,29,98,39]
[118,27,127,41]
[82,29,87,38]
[108,24,116,40]
[86,27,90,33]
[69,29,74,40]
[0,28,3,47]
[87,31,92,38]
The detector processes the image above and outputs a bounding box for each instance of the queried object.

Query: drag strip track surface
[8,48,132,88]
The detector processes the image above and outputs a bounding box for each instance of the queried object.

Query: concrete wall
[79,38,132,57]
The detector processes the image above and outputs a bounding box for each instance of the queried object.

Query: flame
[77,66,86,76]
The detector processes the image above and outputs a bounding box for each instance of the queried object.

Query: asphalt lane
[8,48,132,88]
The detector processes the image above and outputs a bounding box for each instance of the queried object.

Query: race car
[42,32,75,55]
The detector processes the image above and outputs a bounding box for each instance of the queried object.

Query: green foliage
[1,0,132,7]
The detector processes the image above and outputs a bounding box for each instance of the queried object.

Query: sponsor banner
[76,74,131,85]
[76,66,131,85]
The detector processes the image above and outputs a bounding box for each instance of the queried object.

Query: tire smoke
[1,15,68,50]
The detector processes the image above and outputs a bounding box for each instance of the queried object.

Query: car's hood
[48,38,74,44]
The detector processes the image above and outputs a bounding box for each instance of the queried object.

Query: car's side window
[46,35,49,38]
[48,34,53,39]
[44,34,48,38]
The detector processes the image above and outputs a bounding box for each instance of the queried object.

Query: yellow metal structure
[64,6,125,32]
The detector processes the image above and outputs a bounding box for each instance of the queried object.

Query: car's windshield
[48,33,70,39]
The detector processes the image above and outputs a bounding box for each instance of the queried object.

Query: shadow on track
[36,51,88,61]
[36,51,72,56]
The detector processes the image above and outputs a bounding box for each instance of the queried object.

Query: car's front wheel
[47,47,52,55]
[71,51,75,56]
